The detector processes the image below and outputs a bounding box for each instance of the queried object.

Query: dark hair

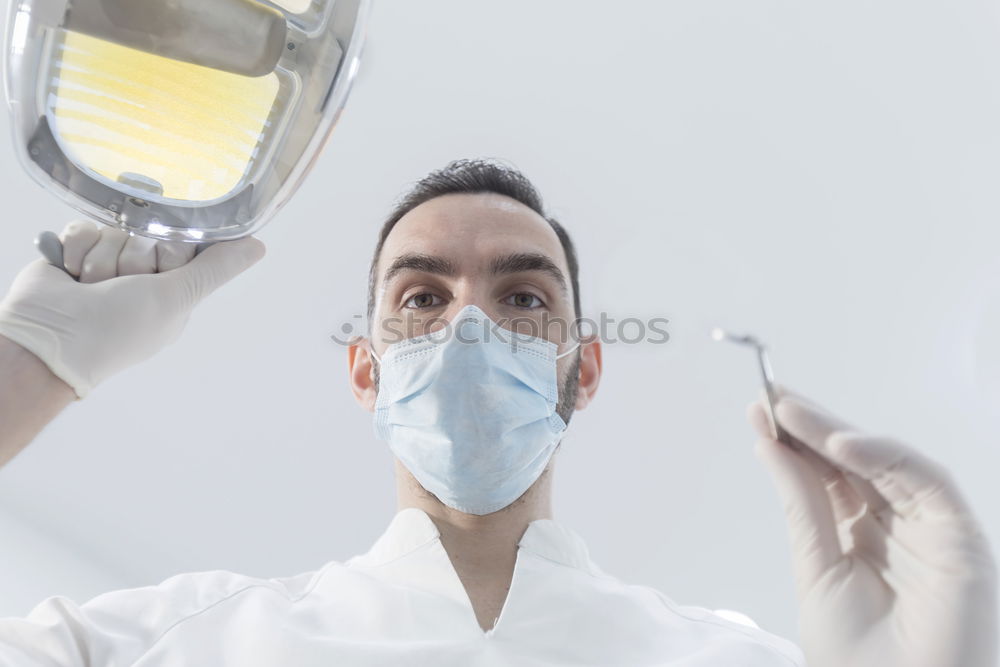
[366,158,581,322]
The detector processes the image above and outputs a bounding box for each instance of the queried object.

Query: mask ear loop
[554,316,584,360]
[368,340,382,365]
[555,342,581,360]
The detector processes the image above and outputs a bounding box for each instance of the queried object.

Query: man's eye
[504,293,543,308]
[404,293,443,309]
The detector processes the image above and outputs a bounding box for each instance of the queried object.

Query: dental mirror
[711,327,799,451]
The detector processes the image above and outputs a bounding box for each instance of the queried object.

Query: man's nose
[436,302,501,328]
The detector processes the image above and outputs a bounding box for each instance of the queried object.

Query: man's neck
[393,458,555,630]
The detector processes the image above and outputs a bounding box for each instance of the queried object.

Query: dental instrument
[711,327,799,452]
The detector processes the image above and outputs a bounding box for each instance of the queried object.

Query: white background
[1,0,999,644]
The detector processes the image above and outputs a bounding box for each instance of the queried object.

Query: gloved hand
[0,220,265,399]
[748,386,998,667]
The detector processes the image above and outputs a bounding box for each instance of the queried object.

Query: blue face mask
[371,305,579,515]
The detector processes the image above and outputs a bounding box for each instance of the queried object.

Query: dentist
[0,159,995,665]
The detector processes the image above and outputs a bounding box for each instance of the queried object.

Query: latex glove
[0,220,265,399]
[748,386,998,667]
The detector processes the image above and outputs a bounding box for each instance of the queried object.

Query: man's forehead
[379,193,568,273]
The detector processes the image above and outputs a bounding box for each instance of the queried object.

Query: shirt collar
[347,507,600,575]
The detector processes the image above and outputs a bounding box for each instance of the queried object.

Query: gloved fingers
[79,226,129,283]
[823,431,973,521]
[58,220,101,278]
[751,385,837,449]
[770,382,818,406]
[751,390,893,519]
[771,385,857,442]
[155,241,197,273]
[750,390,812,445]
[775,395,970,520]
[766,389,896,512]
[749,400,868,526]
[117,234,158,276]
[746,389,780,440]
[749,396,831,468]
[156,236,265,308]
[753,434,845,596]
[841,496,966,585]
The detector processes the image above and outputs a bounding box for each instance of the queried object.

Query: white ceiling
[1,0,999,643]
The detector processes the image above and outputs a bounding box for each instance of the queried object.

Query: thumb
[162,237,266,307]
[754,435,845,600]
[9,257,79,291]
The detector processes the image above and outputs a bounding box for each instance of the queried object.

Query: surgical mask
[4,0,369,243]
[371,305,580,515]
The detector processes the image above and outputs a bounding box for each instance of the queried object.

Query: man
[0,159,995,665]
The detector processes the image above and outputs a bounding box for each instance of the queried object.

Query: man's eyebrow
[382,253,458,285]
[490,252,568,294]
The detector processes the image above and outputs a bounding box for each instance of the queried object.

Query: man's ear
[574,335,602,411]
[348,341,377,412]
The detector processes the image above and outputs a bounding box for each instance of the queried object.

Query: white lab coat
[0,507,805,665]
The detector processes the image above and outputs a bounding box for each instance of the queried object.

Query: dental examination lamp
[4,0,370,270]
